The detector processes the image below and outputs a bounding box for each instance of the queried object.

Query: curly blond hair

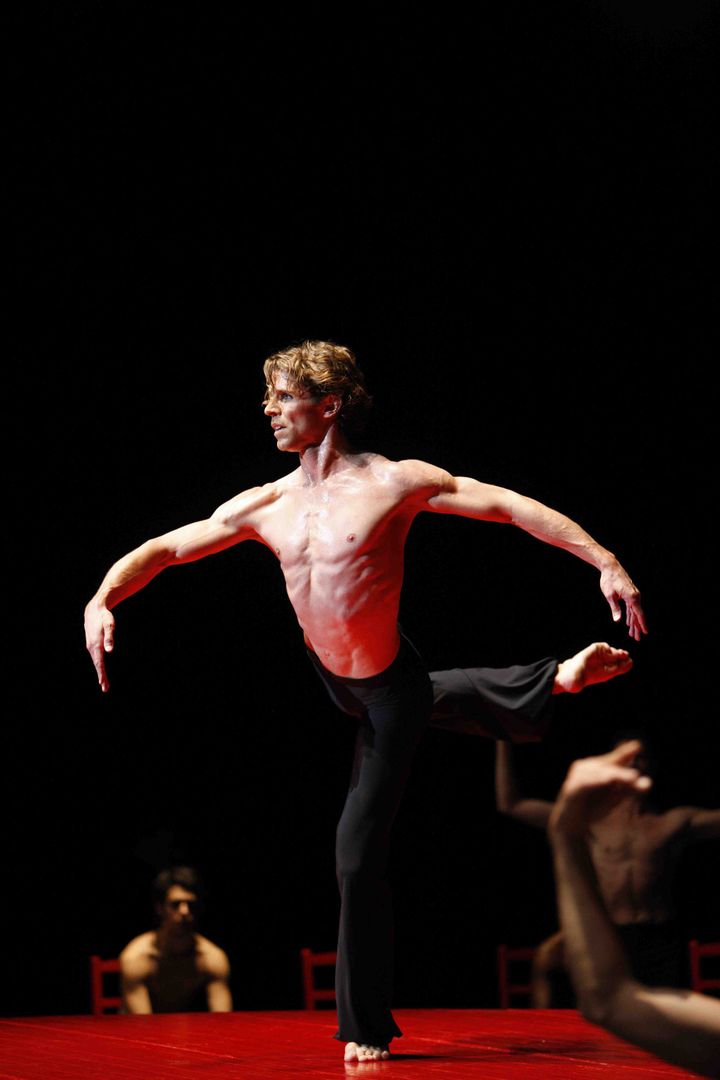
[263,340,373,434]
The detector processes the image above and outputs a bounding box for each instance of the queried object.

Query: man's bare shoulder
[195,934,231,977]
[655,804,720,840]
[366,456,453,497]
[629,805,700,851]
[211,473,300,524]
[119,932,158,973]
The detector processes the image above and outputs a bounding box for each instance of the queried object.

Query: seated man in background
[548,742,720,1078]
[494,735,720,993]
[120,866,232,1014]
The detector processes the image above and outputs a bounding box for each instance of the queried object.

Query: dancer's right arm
[494,741,554,829]
[119,939,154,1014]
[120,966,153,1014]
[85,487,267,691]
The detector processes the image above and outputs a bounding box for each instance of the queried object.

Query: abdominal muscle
[282,545,406,679]
[253,458,417,679]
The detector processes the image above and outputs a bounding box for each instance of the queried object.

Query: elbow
[577,987,614,1028]
[576,978,632,1032]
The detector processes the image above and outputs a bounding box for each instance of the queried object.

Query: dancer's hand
[549,740,652,838]
[84,601,115,692]
[599,560,647,641]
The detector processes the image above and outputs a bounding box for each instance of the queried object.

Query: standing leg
[335,721,413,1047]
[330,643,433,1053]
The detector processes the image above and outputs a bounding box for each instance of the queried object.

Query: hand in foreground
[84,602,115,692]
[549,741,652,838]
[600,562,647,641]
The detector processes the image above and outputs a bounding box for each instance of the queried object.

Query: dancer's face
[264,372,337,452]
[159,885,198,935]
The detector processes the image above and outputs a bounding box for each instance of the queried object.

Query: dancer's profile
[85,340,646,1061]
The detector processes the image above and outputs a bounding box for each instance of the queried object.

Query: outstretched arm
[494,741,554,829]
[660,805,720,847]
[549,743,720,1078]
[686,807,720,842]
[84,485,270,691]
[419,467,647,640]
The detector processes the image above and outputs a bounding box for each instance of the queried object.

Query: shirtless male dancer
[85,340,647,1062]
[549,743,720,1077]
[120,866,232,1014]
[495,736,720,1000]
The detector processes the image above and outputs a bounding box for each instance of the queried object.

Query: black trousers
[308,636,558,1046]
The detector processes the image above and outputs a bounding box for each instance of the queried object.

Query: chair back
[689,939,720,997]
[497,944,535,1008]
[90,955,122,1015]
[300,947,337,1009]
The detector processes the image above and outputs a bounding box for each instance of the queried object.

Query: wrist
[548,813,588,846]
[595,548,617,573]
[87,592,111,613]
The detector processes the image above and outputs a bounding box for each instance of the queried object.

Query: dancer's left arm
[414,465,647,640]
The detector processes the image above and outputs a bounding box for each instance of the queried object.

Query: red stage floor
[0,1009,698,1079]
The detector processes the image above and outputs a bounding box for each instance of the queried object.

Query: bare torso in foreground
[588,801,720,925]
[496,740,720,926]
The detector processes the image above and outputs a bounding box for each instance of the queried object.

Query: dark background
[8,3,718,1018]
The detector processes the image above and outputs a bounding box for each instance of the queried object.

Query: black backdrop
[8,3,718,1018]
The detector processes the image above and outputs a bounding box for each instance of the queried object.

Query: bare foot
[344,1042,391,1062]
[553,642,632,694]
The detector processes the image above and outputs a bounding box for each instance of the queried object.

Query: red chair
[689,940,720,997]
[90,955,122,1015]
[300,947,337,1009]
[497,944,536,1008]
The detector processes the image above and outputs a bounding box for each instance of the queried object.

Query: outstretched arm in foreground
[420,468,647,640]
[549,743,720,1078]
[84,486,269,691]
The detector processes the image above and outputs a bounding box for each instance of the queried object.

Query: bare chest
[148,954,205,1008]
[590,817,674,877]
[257,481,407,569]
